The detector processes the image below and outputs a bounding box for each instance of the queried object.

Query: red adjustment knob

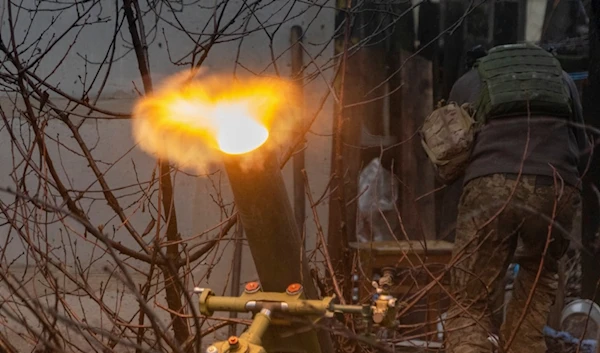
[244,281,260,294]
[228,336,239,347]
[286,283,303,295]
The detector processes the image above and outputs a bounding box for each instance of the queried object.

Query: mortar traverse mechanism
[195,279,402,353]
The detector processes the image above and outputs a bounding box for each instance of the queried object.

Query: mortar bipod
[194,281,400,353]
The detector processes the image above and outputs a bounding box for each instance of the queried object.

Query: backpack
[420,101,475,184]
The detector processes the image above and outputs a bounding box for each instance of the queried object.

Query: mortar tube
[222,143,333,353]
[222,143,313,294]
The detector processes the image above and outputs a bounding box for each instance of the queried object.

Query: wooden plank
[370,256,451,270]
[392,52,437,240]
[349,240,454,254]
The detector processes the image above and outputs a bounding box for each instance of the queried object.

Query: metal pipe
[203,296,249,313]
[330,304,368,315]
[240,308,272,346]
[205,295,349,316]
[222,144,314,294]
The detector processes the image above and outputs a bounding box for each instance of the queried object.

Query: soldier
[444,43,588,353]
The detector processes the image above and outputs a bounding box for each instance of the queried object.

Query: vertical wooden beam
[360,1,387,138]
[327,0,394,302]
[327,0,364,302]
[487,0,496,45]
[517,0,528,42]
[394,52,436,241]
[436,0,465,240]
[494,0,519,45]
[386,0,415,133]
[417,1,441,62]
[461,1,492,68]
[385,0,436,241]
[417,1,442,105]
[357,1,392,172]
[290,26,306,240]
[441,0,466,99]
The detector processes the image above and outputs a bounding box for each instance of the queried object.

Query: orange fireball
[131,71,296,172]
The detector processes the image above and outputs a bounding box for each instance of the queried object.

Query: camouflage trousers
[445,174,581,353]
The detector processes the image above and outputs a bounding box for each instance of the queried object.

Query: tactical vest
[473,43,572,124]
